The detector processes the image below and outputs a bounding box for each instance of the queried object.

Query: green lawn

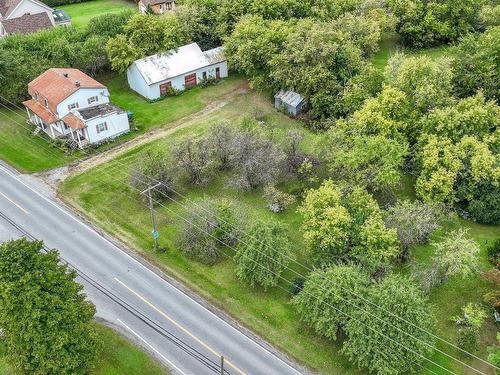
[0,108,80,172]
[60,0,135,29]
[0,324,168,375]
[60,87,500,374]
[371,34,453,70]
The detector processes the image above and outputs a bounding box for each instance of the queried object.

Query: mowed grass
[60,0,135,29]
[0,108,80,172]
[371,33,453,70]
[103,74,247,136]
[0,324,168,375]
[61,88,500,374]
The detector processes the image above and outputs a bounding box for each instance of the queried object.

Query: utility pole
[220,355,224,375]
[141,182,162,251]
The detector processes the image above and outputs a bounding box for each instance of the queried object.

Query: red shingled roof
[22,99,57,124]
[62,112,86,130]
[28,68,106,113]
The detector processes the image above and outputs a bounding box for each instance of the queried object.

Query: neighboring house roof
[52,8,70,24]
[22,99,58,124]
[62,113,85,129]
[28,68,106,112]
[0,0,52,18]
[77,103,124,121]
[275,90,305,108]
[131,43,227,86]
[2,12,52,34]
[140,0,173,6]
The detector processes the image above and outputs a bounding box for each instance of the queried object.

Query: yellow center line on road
[0,191,29,215]
[114,277,247,375]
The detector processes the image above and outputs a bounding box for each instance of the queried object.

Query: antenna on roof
[63,73,69,78]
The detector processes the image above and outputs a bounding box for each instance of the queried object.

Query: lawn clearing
[0,323,168,375]
[60,0,135,29]
[0,108,80,173]
[372,33,454,70]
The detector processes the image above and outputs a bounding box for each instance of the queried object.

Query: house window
[96,122,108,134]
[202,71,207,80]
[44,99,48,108]
[68,102,79,110]
[33,92,38,101]
[87,96,98,105]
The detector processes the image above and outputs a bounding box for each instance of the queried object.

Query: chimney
[75,81,80,87]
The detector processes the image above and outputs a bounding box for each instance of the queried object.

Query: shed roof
[131,43,226,86]
[274,90,305,108]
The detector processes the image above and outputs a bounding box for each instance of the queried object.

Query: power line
[0,96,492,374]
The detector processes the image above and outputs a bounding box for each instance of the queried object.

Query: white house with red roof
[23,68,130,147]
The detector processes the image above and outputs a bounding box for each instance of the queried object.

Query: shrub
[235,221,292,290]
[263,185,295,213]
[178,199,242,265]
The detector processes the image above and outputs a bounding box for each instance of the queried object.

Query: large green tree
[234,221,293,289]
[0,239,99,374]
[342,274,435,375]
[292,265,370,340]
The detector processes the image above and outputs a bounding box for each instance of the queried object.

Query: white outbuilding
[126,42,228,100]
[274,90,307,116]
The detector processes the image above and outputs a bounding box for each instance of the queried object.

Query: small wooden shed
[274,90,306,116]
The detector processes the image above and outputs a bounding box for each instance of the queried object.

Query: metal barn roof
[274,90,305,108]
[131,43,226,86]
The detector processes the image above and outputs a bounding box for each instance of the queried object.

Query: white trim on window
[87,96,98,105]
[68,102,79,110]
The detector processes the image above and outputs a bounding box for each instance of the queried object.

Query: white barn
[127,43,228,100]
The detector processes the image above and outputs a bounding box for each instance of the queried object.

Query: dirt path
[35,82,250,188]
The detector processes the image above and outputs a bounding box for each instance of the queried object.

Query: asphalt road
[0,164,304,375]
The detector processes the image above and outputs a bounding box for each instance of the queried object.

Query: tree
[205,122,239,170]
[0,239,99,374]
[224,15,291,88]
[234,221,292,289]
[171,136,215,186]
[340,63,384,115]
[106,13,184,73]
[452,303,487,352]
[342,274,435,375]
[105,34,141,74]
[299,180,352,264]
[425,229,480,289]
[269,19,364,119]
[178,199,241,265]
[129,150,175,201]
[292,265,370,340]
[351,214,400,271]
[388,0,480,48]
[263,185,295,213]
[85,9,133,38]
[385,53,453,114]
[385,200,447,259]
[323,127,408,192]
[229,127,286,190]
[419,93,499,142]
[452,26,500,103]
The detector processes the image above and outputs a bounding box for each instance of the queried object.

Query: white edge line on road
[0,191,29,215]
[0,165,303,375]
[117,318,186,375]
